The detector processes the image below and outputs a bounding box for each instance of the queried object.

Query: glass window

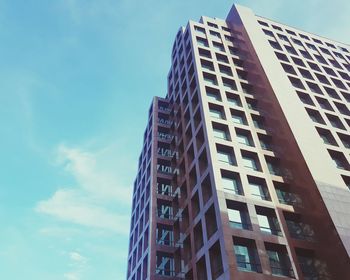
[209,108,223,119]
[242,157,258,171]
[234,244,261,272]
[267,249,294,277]
[217,150,235,165]
[250,183,269,200]
[237,134,250,145]
[213,128,228,140]
[257,214,281,236]
[222,177,240,194]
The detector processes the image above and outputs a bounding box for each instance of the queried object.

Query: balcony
[270,265,295,278]
[237,261,262,273]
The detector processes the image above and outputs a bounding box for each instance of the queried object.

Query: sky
[0,0,349,279]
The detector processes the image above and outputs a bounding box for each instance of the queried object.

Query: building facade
[127,4,350,280]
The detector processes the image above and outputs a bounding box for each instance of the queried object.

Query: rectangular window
[233,237,261,273]
[221,170,242,195]
[266,244,294,278]
[216,144,236,165]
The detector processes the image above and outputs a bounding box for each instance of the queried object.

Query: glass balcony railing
[237,261,262,273]
[270,265,295,278]
[259,225,283,236]
[229,221,252,230]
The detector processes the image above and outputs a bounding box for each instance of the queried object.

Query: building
[127,3,350,280]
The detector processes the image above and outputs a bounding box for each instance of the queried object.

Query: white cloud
[69,251,87,264]
[36,143,133,235]
[64,271,80,280]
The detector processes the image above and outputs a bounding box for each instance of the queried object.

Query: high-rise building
[127,3,350,280]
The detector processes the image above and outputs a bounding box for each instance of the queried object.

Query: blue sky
[0,0,348,279]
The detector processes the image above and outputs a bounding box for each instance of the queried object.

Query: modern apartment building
[127,3,350,280]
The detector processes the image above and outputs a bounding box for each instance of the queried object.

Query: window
[258,20,269,27]
[306,108,325,124]
[212,123,230,140]
[221,170,243,195]
[335,102,350,116]
[256,207,282,236]
[156,252,175,276]
[222,77,237,90]
[307,61,321,71]
[266,156,282,176]
[324,86,340,99]
[209,30,221,39]
[281,63,297,75]
[271,24,282,31]
[203,72,217,85]
[226,92,241,107]
[233,237,261,273]
[252,115,265,129]
[198,48,211,59]
[216,53,229,63]
[231,109,247,125]
[316,97,333,111]
[196,36,209,47]
[206,87,221,101]
[241,151,260,171]
[316,128,337,145]
[291,56,305,67]
[337,133,350,148]
[219,64,232,76]
[201,59,214,71]
[296,249,330,280]
[274,181,301,206]
[278,34,289,42]
[263,29,274,37]
[288,76,305,89]
[285,45,297,55]
[298,68,313,79]
[258,134,273,151]
[227,205,251,230]
[248,176,270,201]
[235,128,253,146]
[297,91,314,105]
[216,144,236,165]
[209,104,225,119]
[227,200,251,230]
[300,50,312,59]
[213,41,225,52]
[266,243,294,278]
[284,212,315,241]
[207,22,218,28]
[315,73,330,85]
[156,224,174,246]
[306,43,317,50]
[275,51,289,62]
[326,113,345,129]
[269,40,282,50]
[307,81,322,94]
[246,97,257,110]
[194,26,206,34]
[328,149,350,170]
[209,241,223,278]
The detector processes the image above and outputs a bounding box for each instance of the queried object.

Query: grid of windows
[129,8,349,280]
[259,17,350,190]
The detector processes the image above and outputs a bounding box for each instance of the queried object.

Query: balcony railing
[259,225,283,236]
[237,261,262,273]
[229,221,252,230]
[158,106,171,113]
[270,265,295,278]
[155,269,185,279]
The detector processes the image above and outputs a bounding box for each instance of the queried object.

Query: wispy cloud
[36,143,133,235]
